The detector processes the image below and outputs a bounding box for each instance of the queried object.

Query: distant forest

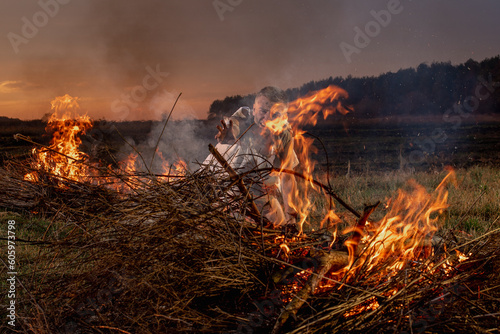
[207,56,500,121]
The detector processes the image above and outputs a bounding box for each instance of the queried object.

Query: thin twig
[250,167,362,219]
[149,92,182,171]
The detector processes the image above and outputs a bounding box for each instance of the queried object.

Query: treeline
[207,56,500,121]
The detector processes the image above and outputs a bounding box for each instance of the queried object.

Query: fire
[123,152,138,174]
[344,289,397,318]
[288,85,351,126]
[264,85,352,233]
[112,151,187,191]
[263,87,464,305]
[273,168,467,321]
[338,170,456,284]
[24,94,92,184]
[279,243,291,260]
[24,94,187,189]
[343,297,380,318]
[157,151,187,180]
[456,249,469,262]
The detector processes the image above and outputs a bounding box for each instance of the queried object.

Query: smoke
[86,1,173,86]
[149,90,196,120]
[146,119,209,173]
[115,89,213,174]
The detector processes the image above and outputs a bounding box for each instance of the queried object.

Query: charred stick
[208,144,261,222]
[341,202,380,285]
[347,201,380,251]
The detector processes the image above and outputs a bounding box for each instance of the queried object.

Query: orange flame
[277,169,464,304]
[263,87,462,294]
[24,94,187,189]
[343,297,380,317]
[24,94,92,184]
[256,87,467,305]
[288,85,351,126]
[157,151,187,181]
[263,85,351,233]
[343,169,456,283]
[123,152,138,174]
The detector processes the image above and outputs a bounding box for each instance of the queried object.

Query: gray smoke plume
[114,89,215,174]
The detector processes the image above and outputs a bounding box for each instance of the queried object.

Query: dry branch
[251,167,362,219]
[208,143,261,223]
[348,202,380,248]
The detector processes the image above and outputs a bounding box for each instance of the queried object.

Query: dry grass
[328,166,500,236]
[1,159,499,333]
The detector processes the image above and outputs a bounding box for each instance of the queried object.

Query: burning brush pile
[1,91,500,334]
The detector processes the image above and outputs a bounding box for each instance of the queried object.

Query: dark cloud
[0,0,500,120]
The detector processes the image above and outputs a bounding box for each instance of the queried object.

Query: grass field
[2,116,500,171]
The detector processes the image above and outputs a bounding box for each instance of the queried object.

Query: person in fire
[208,86,299,226]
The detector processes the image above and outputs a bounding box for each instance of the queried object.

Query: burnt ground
[1,116,499,174]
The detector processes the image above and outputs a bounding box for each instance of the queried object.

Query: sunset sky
[1,0,500,121]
